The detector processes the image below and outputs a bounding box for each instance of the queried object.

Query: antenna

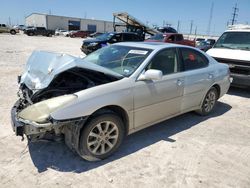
[231,3,239,25]
[207,2,214,35]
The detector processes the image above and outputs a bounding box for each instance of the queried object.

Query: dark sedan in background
[81,32,143,54]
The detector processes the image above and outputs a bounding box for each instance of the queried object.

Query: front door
[133,48,184,129]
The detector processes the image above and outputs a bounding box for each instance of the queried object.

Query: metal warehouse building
[25,13,123,32]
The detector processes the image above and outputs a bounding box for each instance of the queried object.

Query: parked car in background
[69,30,91,38]
[0,24,19,35]
[13,25,26,31]
[195,38,205,45]
[62,30,72,37]
[81,32,143,54]
[196,41,213,52]
[146,33,195,47]
[207,24,250,87]
[11,42,231,161]
[157,26,178,33]
[24,27,55,37]
[206,39,216,46]
[55,29,67,36]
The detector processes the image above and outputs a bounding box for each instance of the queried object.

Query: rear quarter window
[180,48,209,71]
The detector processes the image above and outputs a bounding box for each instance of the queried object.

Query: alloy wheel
[87,121,119,155]
[204,90,216,112]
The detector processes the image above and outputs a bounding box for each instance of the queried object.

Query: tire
[28,32,34,36]
[196,87,218,116]
[47,33,52,37]
[78,113,125,161]
[10,30,16,35]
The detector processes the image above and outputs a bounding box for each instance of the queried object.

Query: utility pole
[177,20,180,32]
[8,16,11,26]
[231,3,238,25]
[189,20,193,35]
[207,2,214,36]
[194,26,197,36]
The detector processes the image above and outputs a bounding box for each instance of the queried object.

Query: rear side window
[180,48,208,71]
[123,33,137,41]
[176,35,183,41]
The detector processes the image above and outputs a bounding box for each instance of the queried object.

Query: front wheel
[10,30,16,35]
[196,87,218,116]
[78,113,125,161]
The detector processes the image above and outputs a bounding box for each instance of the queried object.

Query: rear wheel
[196,87,218,116]
[47,33,52,37]
[78,113,124,161]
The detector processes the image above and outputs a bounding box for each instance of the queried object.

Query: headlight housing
[18,94,77,123]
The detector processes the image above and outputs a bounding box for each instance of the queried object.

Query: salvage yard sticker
[128,50,148,55]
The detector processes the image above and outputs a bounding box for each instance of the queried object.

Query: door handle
[177,79,183,86]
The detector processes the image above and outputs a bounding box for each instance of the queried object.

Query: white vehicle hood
[207,48,250,61]
[21,51,122,91]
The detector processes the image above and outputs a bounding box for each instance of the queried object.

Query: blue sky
[1,0,250,35]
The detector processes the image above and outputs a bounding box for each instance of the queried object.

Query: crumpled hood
[21,51,122,91]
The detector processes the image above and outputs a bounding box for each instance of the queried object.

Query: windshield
[96,33,114,40]
[214,32,250,50]
[84,45,152,77]
[149,34,164,41]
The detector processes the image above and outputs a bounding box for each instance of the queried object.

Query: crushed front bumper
[11,99,88,149]
[11,100,53,139]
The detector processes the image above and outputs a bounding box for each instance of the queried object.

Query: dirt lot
[0,34,250,188]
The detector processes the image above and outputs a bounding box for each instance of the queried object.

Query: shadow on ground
[28,101,231,173]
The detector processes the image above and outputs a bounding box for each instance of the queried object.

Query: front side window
[147,48,179,75]
[180,48,208,71]
[84,45,152,77]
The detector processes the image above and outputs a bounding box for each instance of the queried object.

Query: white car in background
[11,42,231,161]
[55,29,68,36]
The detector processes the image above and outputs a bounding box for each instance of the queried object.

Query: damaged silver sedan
[11,42,231,161]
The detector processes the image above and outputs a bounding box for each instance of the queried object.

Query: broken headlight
[18,94,77,123]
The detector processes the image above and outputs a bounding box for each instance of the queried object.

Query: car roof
[115,42,188,50]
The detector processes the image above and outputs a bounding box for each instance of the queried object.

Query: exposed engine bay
[18,67,119,105]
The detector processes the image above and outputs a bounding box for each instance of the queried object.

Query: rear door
[178,47,214,111]
[133,48,184,128]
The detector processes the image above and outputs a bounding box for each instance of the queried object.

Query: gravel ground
[0,34,250,188]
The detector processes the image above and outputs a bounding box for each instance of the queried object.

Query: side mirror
[138,69,163,81]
